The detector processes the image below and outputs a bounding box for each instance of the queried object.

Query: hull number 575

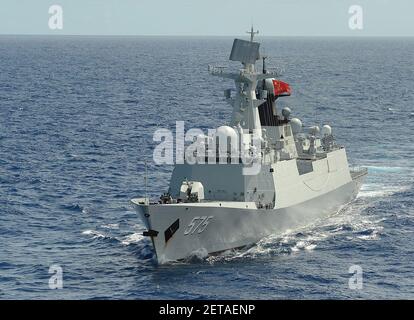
[184,216,214,235]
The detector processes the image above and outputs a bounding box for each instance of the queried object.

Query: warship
[131,28,368,264]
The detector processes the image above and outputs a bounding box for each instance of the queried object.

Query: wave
[123,99,139,104]
[100,223,119,230]
[121,232,145,245]
[81,228,145,245]
[358,183,411,199]
[121,232,155,260]
[81,229,108,239]
[60,203,85,212]
[364,165,412,173]
[81,228,154,260]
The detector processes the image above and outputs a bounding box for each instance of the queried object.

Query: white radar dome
[322,125,332,136]
[215,126,238,153]
[282,107,291,119]
[290,118,302,135]
[308,125,320,135]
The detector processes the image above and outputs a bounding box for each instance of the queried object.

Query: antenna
[246,25,259,42]
[262,55,268,74]
[144,160,148,204]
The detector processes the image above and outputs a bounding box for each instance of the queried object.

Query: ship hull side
[133,174,365,264]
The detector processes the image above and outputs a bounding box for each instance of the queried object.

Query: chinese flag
[272,79,292,96]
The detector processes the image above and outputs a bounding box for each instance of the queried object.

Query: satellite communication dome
[215,126,238,153]
[308,125,320,135]
[216,126,238,138]
[322,125,332,136]
[290,118,302,135]
[282,107,291,119]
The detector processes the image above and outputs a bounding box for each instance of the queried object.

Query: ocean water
[0,36,413,299]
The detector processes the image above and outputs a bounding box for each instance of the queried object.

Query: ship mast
[208,28,278,139]
[246,26,259,42]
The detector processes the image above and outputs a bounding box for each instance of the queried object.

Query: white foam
[82,229,106,239]
[291,240,318,252]
[356,232,380,241]
[190,248,209,259]
[101,223,119,230]
[358,184,411,198]
[121,232,145,245]
[365,165,411,173]
[305,244,317,250]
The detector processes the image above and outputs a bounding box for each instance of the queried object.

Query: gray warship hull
[131,169,366,264]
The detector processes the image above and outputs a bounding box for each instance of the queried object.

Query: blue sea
[0,36,413,299]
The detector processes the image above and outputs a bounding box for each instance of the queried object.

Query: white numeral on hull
[184,216,213,235]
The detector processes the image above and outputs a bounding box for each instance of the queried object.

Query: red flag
[272,79,291,96]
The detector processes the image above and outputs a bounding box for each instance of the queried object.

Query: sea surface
[0,36,413,299]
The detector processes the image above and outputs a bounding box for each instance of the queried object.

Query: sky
[0,0,413,36]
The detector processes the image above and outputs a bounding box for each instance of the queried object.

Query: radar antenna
[246,26,259,42]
